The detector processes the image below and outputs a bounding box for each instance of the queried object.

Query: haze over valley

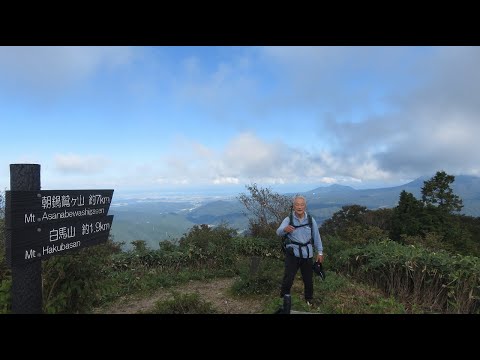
[109,175,480,250]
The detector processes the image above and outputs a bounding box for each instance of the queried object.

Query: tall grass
[335,239,480,313]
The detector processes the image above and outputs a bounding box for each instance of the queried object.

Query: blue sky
[1,46,479,195]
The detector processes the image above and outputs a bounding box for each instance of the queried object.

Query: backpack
[281,211,315,258]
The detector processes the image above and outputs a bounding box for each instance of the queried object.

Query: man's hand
[284,225,295,233]
[317,254,324,263]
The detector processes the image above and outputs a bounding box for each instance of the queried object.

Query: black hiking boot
[283,294,292,314]
[274,294,292,314]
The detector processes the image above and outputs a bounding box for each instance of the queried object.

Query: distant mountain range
[110,175,480,249]
[303,175,480,214]
[187,175,480,225]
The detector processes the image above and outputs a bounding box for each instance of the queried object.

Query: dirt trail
[93,277,265,314]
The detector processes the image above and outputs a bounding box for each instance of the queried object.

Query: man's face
[293,199,306,216]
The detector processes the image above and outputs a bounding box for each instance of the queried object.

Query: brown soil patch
[93,277,265,314]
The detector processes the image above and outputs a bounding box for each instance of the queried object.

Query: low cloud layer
[152,132,392,188]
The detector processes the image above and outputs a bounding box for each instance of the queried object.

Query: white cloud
[259,46,480,180]
[213,177,240,185]
[146,131,402,189]
[319,177,337,184]
[54,154,111,174]
[223,132,287,176]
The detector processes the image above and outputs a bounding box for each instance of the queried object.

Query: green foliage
[320,205,369,237]
[246,219,281,240]
[158,239,178,252]
[320,206,390,249]
[400,232,452,252]
[238,183,291,239]
[42,239,122,313]
[389,174,478,256]
[0,218,11,314]
[400,224,477,256]
[314,271,406,314]
[422,170,463,213]
[454,215,480,256]
[361,208,394,231]
[178,223,237,268]
[149,291,217,314]
[110,245,187,277]
[109,224,240,275]
[390,191,425,241]
[179,223,236,251]
[0,277,11,314]
[336,240,480,313]
[322,172,470,256]
[344,225,389,245]
[232,236,282,259]
[231,257,283,296]
[130,239,148,253]
[122,239,187,272]
[321,234,348,269]
[368,297,406,314]
[0,220,6,277]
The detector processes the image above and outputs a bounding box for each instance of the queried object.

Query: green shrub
[344,225,388,245]
[336,240,480,313]
[0,216,11,313]
[232,236,281,258]
[149,291,217,314]
[42,239,121,313]
[177,223,237,268]
[231,257,283,296]
[0,278,11,314]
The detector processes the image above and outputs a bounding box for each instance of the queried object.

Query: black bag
[312,261,326,280]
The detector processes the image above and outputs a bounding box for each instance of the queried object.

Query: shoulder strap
[290,212,312,229]
[308,214,314,244]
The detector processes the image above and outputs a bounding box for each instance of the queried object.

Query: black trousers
[280,250,314,301]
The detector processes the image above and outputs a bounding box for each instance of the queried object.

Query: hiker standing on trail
[276,195,323,309]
